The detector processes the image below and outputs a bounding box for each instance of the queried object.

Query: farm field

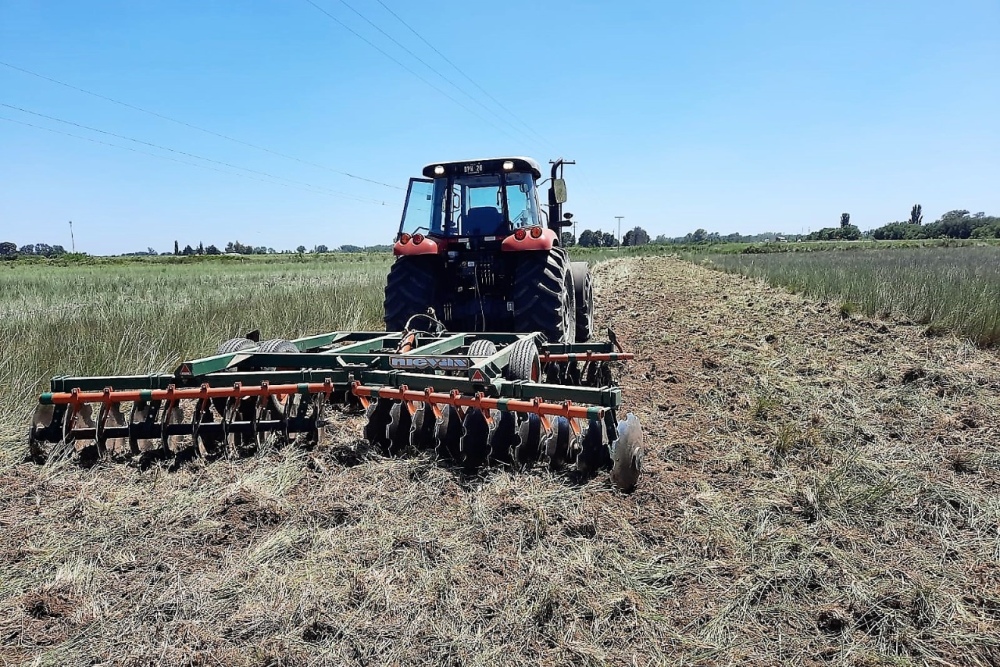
[1,254,999,666]
[703,246,1000,347]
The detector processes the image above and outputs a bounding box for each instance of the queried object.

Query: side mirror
[551,178,568,204]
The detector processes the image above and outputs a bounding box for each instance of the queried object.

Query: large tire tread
[384,256,438,332]
[513,249,575,344]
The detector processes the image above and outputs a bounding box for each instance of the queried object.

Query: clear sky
[1,1,997,255]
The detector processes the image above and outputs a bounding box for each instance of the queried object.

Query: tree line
[0,242,69,257]
[869,208,1000,240]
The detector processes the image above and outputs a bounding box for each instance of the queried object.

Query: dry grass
[1,256,999,665]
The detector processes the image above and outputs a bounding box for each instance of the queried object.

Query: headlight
[502,160,514,171]
[433,165,445,175]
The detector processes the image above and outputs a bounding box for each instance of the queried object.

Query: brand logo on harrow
[389,355,471,371]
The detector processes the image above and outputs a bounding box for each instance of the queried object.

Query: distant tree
[296,245,306,254]
[653,234,670,244]
[560,231,575,246]
[839,224,862,241]
[0,241,16,256]
[19,244,35,255]
[182,244,194,256]
[689,229,709,243]
[174,240,180,255]
[577,230,597,247]
[49,244,66,256]
[840,213,851,228]
[197,242,204,255]
[623,226,650,246]
[147,247,157,256]
[253,246,267,254]
[35,243,53,257]
[600,231,617,247]
[909,204,922,225]
[339,244,363,252]
[205,244,220,255]
[314,244,329,253]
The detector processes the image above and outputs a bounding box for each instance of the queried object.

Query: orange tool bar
[539,352,634,362]
[39,380,334,406]
[350,383,605,420]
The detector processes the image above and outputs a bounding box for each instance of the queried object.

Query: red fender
[393,234,440,256]
[501,227,557,252]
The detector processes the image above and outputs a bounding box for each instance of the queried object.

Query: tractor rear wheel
[384,256,439,332]
[512,249,576,344]
[570,261,593,342]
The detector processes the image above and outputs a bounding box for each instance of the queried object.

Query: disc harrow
[29,330,642,489]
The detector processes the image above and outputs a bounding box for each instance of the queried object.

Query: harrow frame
[30,331,637,478]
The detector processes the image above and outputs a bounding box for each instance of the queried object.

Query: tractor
[384,157,593,346]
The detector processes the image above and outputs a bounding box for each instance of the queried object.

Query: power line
[0,112,388,204]
[303,0,525,146]
[334,0,543,149]
[0,102,388,204]
[0,59,402,190]
[373,0,556,152]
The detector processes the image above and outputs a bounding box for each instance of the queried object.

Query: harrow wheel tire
[506,337,540,382]
[384,256,439,332]
[570,261,594,343]
[217,337,256,355]
[255,338,298,354]
[512,249,576,344]
[468,339,497,358]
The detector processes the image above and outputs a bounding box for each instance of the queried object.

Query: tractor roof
[422,157,542,180]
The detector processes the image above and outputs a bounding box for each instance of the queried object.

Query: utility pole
[615,216,624,249]
[68,220,75,253]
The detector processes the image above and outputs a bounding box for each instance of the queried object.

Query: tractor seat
[463,207,505,236]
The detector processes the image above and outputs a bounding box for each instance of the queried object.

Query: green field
[702,246,1000,347]
[0,257,389,437]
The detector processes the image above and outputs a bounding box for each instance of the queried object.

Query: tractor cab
[396,157,545,247]
[386,156,589,346]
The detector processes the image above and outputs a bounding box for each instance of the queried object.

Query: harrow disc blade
[460,408,490,469]
[28,404,57,462]
[195,404,224,459]
[515,414,543,469]
[487,410,516,464]
[577,418,611,476]
[129,401,158,455]
[409,402,436,451]
[67,403,97,456]
[544,416,573,471]
[363,399,394,452]
[221,397,254,456]
[97,402,127,458]
[611,414,644,492]
[161,402,186,454]
[386,401,412,455]
[435,405,464,460]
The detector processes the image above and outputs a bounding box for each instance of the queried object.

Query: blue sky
[1,0,997,254]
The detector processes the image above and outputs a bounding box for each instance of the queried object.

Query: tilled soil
[1,256,998,666]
